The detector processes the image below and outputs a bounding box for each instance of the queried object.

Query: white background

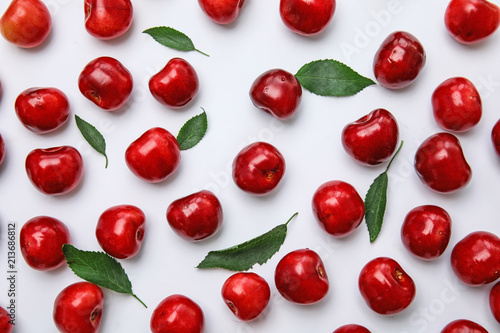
[1,0,500,332]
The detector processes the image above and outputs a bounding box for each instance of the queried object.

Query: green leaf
[177,109,208,151]
[62,244,147,308]
[75,115,108,168]
[197,212,298,271]
[364,141,404,242]
[143,26,209,56]
[295,59,375,96]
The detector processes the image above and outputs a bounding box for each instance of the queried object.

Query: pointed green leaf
[75,115,108,168]
[177,109,208,151]
[197,213,298,271]
[295,59,375,96]
[62,244,147,307]
[143,26,209,56]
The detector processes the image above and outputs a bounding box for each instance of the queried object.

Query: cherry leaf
[364,141,404,242]
[75,115,108,168]
[177,109,208,151]
[295,59,375,96]
[62,244,147,308]
[197,213,298,271]
[143,26,209,56]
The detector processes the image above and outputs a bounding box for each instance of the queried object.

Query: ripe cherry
[373,31,426,89]
[20,216,71,271]
[333,324,371,333]
[84,0,134,40]
[221,272,271,321]
[249,68,302,121]
[96,204,146,259]
[401,205,452,260]
[312,180,365,238]
[150,294,204,333]
[491,118,500,157]
[279,0,336,36]
[414,132,472,193]
[445,0,500,44]
[0,134,5,167]
[167,190,223,242]
[274,248,329,304]
[431,77,482,132]
[341,108,399,166]
[232,141,286,195]
[440,319,488,333]
[450,231,500,286]
[358,257,415,315]
[0,306,13,333]
[490,281,500,324]
[198,0,246,25]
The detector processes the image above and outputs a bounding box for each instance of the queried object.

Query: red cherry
[279,0,336,36]
[431,77,482,132]
[274,248,329,304]
[149,58,199,109]
[96,205,145,259]
[450,231,500,286]
[445,0,500,44]
[491,118,500,157]
[490,281,500,324]
[373,31,426,90]
[25,146,84,195]
[440,319,488,333]
[414,132,472,193]
[358,257,415,315]
[15,87,70,134]
[249,68,302,121]
[0,0,52,48]
[198,0,246,25]
[125,127,181,183]
[150,294,204,333]
[221,272,271,321]
[0,306,13,333]
[341,108,399,166]
[53,282,104,333]
[0,134,5,167]
[166,190,223,242]
[333,324,371,333]
[232,141,286,195]
[78,56,133,111]
[312,180,365,238]
[20,216,71,271]
[84,0,133,40]
[401,205,452,260]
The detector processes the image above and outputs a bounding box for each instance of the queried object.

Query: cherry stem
[132,293,147,308]
[196,49,210,57]
[385,140,404,173]
[285,212,299,226]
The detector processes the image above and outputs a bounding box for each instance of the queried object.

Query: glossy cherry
[312,180,365,238]
[440,319,488,333]
[249,68,302,121]
[78,56,133,111]
[341,108,399,166]
[96,204,145,259]
[84,0,133,40]
[445,0,500,44]
[198,0,246,24]
[0,0,51,48]
[149,58,199,109]
[0,306,13,333]
[279,0,336,36]
[125,127,181,183]
[0,134,5,167]
[25,146,84,195]
[150,294,204,333]
[450,231,500,286]
[232,141,286,195]
[221,272,271,321]
[491,118,500,157]
[167,190,223,242]
[15,87,70,134]
[53,282,104,333]
[401,205,452,260]
[274,248,329,304]
[414,132,472,193]
[373,31,426,89]
[432,77,482,132]
[333,324,371,333]
[358,257,415,315]
[490,281,500,324]
[20,216,71,271]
